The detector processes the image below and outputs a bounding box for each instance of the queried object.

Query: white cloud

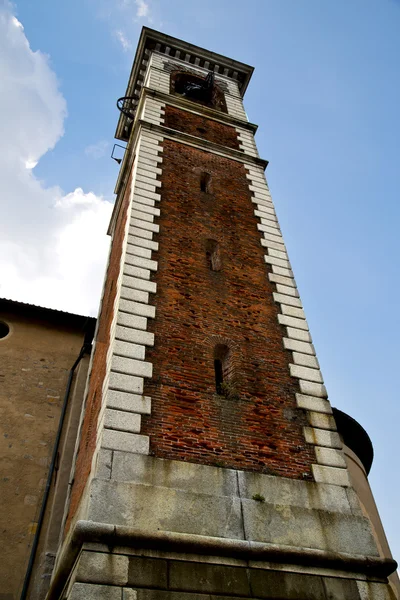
[85,140,109,159]
[114,29,133,52]
[135,0,149,18]
[0,2,113,316]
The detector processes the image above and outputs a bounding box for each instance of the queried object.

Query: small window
[206,239,221,272]
[0,321,10,339]
[214,344,230,394]
[200,172,211,193]
[214,359,223,394]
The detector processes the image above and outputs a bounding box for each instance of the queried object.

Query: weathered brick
[142,134,314,478]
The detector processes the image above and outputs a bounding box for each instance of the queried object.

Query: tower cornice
[115,27,254,140]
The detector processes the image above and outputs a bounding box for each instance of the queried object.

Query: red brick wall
[143,138,315,479]
[65,175,132,531]
[163,105,240,150]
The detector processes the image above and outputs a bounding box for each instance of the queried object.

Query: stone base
[51,455,397,600]
[66,547,396,600]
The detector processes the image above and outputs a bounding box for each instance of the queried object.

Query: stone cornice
[143,87,258,132]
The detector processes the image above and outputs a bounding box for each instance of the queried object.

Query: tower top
[115,27,254,140]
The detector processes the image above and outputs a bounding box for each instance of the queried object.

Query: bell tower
[48,28,398,600]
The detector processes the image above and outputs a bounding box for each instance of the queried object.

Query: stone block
[303,427,342,448]
[263,231,284,244]
[96,449,112,479]
[123,590,138,600]
[76,551,129,585]
[106,390,151,414]
[277,313,308,329]
[129,217,159,233]
[127,236,158,251]
[108,371,144,394]
[292,352,319,368]
[132,187,161,202]
[258,224,281,236]
[124,263,151,280]
[102,429,149,454]
[136,168,159,182]
[268,247,287,259]
[253,202,275,215]
[111,453,238,497]
[299,380,328,398]
[139,151,163,166]
[105,408,141,433]
[237,470,351,513]
[88,479,243,539]
[128,556,167,589]
[119,298,156,319]
[323,577,363,599]
[115,325,154,346]
[315,446,347,468]
[136,174,162,188]
[122,274,157,294]
[307,411,336,430]
[283,337,315,355]
[131,209,155,224]
[249,184,269,196]
[117,311,147,331]
[289,363,323,383]
[312,464,351,487]
[113,340,146,360]
[111,355,152,378]
[169,562,250,596]
[249,569,325,600]
[286,327,312,342]
[241,499,328,550]
[242,497,375,554]
[271,265,294,278]
[264,255,290,269]
[70,583,122,600]
[127,236,155,254]
[356,581,396,599]
[137,158,162,173]
[120,286,149,305]
[296,394,332,413]
[260,238,285,251]
[275,283,299,297]
[136,591,207,600]
[125,255,158,272]
[260,215,278,226]
[269,273,295,287]
[273,293,302,308]
[129,226,155,240]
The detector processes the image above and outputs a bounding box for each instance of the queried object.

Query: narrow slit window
[214,344,231,395]
[206,239,221,271]
[214,359,223,394]
[200,172,211,193]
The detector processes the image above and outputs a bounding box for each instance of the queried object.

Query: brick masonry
[163,105,240,150]
[142,135,315,478]
[65,171,132,530]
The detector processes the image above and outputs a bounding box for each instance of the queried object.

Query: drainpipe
[19,335,93,600]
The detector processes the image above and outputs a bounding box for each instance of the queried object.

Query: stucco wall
[0,302,91,600]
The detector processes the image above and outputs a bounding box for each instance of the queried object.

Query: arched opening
[0,321,10,339]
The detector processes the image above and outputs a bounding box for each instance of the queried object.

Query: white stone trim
[244,160,350,486]
[96,130,165,465]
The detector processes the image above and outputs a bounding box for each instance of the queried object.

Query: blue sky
[1,0,399,564]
